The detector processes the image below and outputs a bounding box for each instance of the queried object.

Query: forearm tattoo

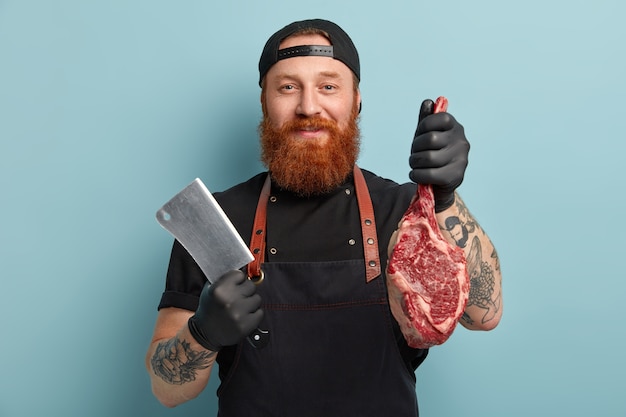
[465,236,501,324]
[442,197,502,325]
[151,337,214,384]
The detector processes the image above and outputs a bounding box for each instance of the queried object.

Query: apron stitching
[262,298,387,311]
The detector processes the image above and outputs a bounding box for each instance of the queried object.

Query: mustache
[278,116,339,133]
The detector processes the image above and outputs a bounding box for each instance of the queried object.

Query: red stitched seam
[262,298,387,311]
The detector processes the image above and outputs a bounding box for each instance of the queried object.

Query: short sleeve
[157,239,207,311]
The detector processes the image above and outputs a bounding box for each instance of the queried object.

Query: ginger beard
[259,99,360,196]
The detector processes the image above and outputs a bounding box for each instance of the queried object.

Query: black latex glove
[409,99,470,212]
[188,270,263,351]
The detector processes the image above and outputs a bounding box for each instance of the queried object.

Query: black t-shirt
[158,168,427,372]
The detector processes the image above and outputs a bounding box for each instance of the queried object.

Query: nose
[296,88,322,117]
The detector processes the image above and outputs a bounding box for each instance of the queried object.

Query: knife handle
[247,327,270,348]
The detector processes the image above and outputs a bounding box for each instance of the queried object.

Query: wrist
[434,192,455,213]
[187,316,221,352]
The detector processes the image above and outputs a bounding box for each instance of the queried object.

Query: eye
[279,84,298,94]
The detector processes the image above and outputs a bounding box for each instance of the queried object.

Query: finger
[409,167,439,185]
[240,294,263,314]
[409,166,451,187]
[242,309,265,335]
[222,269,246,285]
[410,160,467,186]
[411,130,449,154]
[418,99,434,124]
[238,278,258,297]
[416,112,456,136]
[409,148,453,170]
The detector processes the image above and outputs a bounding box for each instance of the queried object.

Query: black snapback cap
[258,19,360,86]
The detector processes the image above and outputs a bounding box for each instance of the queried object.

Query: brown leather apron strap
[247,173,271,281]
[352,165,381,282]
[247,166,381,283]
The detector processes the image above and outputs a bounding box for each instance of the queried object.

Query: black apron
[217,166,420,417]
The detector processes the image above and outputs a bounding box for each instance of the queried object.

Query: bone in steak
[386,97,470,349]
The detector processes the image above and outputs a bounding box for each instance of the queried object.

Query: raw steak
[386,97,470,349]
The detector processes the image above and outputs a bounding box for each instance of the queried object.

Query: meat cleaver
[155,178,269,348]
[156,178,254,281]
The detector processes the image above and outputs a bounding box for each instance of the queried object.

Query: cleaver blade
[156,178,254,284]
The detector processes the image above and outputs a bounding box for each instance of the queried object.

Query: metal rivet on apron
[348,239,356,245]
[369,260,377,267]
[364,219,372,226]
[269,247,277,255]
[269,196,277,203]
[256,229,263,235]
[367,238,374,245]
[345,189,351,195]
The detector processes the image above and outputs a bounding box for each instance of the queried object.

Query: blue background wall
[1,0,624,416]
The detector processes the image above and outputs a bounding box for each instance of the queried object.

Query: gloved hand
[409,99,470,212]
[187,270,263,351]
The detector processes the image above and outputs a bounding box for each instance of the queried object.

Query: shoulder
[214,172,267,204]
[359,168,416,208]
[214,172,268,244]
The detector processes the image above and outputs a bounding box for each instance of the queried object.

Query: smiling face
[259,33,362,196]
[262,33,361,144]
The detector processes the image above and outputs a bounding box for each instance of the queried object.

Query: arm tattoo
[465,236,501,324]
[461,312,474,326]
[491,247,501,272]
[446,196,502,325]
[453,197,478,234]
[441,214,470,248]
[440,197,477,249]
[151,337,214,385]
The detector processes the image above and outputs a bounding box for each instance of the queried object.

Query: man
[146,18,502,416]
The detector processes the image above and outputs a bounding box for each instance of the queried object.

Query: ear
[260,88,267,115]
